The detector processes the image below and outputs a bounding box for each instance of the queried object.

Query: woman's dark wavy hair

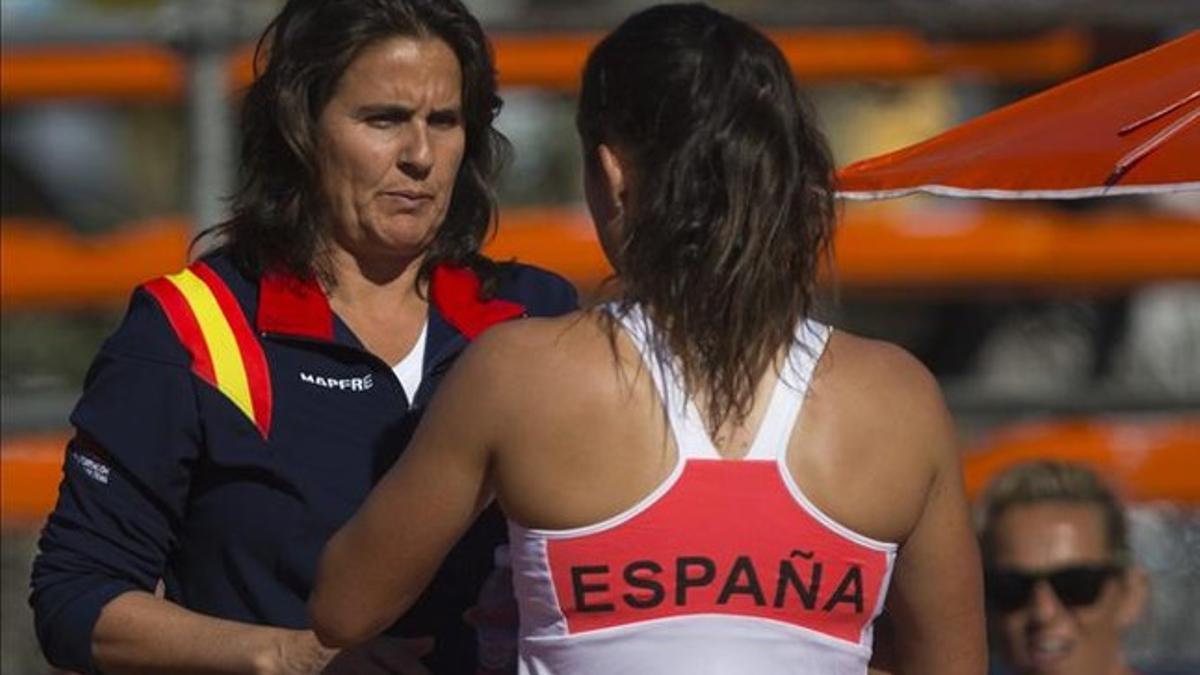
[213,0,509,289]
[578,3,836,432]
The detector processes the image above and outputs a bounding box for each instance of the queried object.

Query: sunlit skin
[989,503,1146,675]
[316,35,466,280]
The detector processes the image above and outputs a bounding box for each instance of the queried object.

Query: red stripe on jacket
[143,276,217,386]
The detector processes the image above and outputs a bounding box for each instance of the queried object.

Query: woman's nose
[398,123,433,179]
[1028,580,1065,622]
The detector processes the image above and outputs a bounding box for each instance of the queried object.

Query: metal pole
[187,49,232,240]
[179,0,240,244]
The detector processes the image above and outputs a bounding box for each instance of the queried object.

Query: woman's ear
[596,143,627,210]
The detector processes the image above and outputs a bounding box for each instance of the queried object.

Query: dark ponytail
[578,3,835,431]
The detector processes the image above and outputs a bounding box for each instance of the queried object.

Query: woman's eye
[430,112,461,129]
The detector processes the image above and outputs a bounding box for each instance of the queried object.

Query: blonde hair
[978,461,1130,564]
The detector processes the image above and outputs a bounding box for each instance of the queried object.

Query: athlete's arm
[884,366,987,674]
[310,324,517,648]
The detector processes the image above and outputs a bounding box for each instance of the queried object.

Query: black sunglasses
[985,564,1123,612]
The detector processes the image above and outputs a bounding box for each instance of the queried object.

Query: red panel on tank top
[545,460,889,643]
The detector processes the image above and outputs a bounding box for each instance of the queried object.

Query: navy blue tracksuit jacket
[30,250,577,673]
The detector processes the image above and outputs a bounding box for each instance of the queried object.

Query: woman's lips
[381,190,433,211]
[1026,635,1071,671]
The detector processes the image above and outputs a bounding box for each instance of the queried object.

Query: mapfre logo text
[300,372,374,392]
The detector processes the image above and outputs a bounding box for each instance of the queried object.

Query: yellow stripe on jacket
[165,268,256,424]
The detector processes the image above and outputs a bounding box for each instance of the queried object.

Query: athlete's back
[505,306,897,673]
[435,307,978,673]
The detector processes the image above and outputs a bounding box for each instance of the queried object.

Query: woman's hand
[273,630,432,675]
[266,630,335,674]
[322,636,434,675]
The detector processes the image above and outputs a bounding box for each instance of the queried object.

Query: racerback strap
[610,303,831,463]
[742,319,831,461]
[611,304,717,459]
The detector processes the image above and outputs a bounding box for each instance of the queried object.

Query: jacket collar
[429,264,525,339]
[255,263,526,345]
[256,270,335,341]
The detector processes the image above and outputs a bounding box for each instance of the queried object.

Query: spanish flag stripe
[191,262,273,436]
[143,277,217,386]
[165,269,257,428]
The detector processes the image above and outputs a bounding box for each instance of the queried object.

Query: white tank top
[507,305,897,674]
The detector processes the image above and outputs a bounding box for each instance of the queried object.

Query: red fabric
[143,276,217,387]
[256,270,334,341]
[192,262,274,439]
[545,460,890,643]
[431,264,526,340]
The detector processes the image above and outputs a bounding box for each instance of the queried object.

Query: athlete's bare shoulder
[465,309,607,372]
[819,330,949,439]
[829,330,954,468]
[793,329,956,543]
[452,309,622,408]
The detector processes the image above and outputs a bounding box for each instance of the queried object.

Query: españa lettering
[539,460,893,644]
[569,551,864,615]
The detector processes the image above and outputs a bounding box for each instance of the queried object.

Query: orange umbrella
[837,31,1200,200]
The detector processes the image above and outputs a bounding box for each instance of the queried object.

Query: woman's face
[316,35,466,267]
[989,503,1141,675]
